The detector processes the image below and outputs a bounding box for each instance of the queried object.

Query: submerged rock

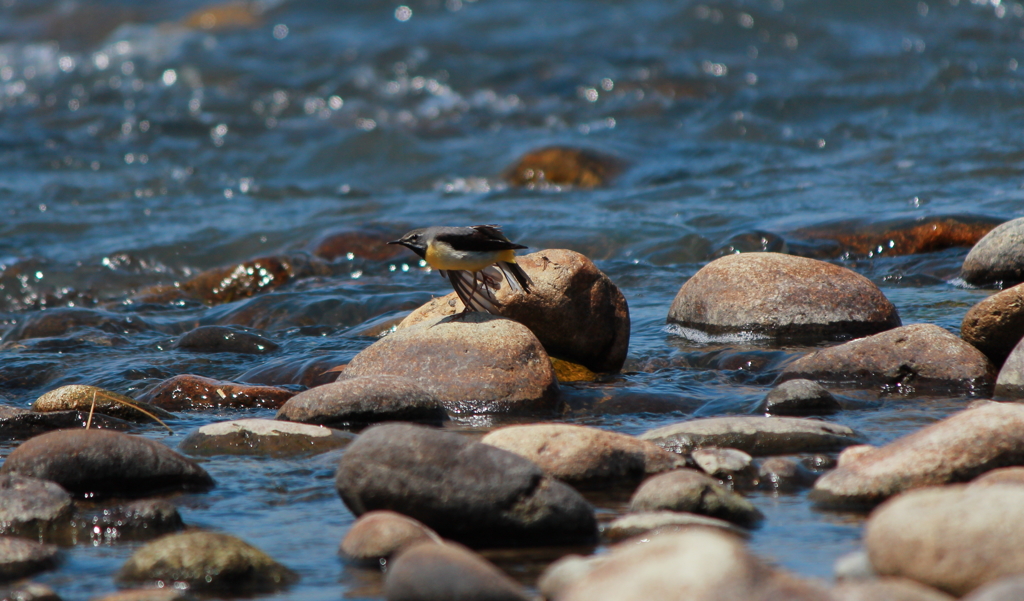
[780,323,996,392]
[640,416,862,456]
[276,376,448,426]
[339,511,441,562]
[0,474,73,538]
[812,402,1024,509]
[334,423,597,546]
[0,410,132,439]
[341,314,559,414]
[179,418,353,457]
[961,217,1024,287]
[2,307,149,342]
[31,385,175,423]
[667,252,900,342]
[479,423,684,485]
[787,214,1000,259]
[117,531,297,594]
[307,225,407,262]
[629,469,763,527]
[173,325,278,355]
[0,537,59,581]
[961,283,1024,368]
[759,379,841,416]
[503,146,623,188]
[235,353,344,388]
[136,374,294,411]
[865,484,1024,596]
[385,541,531,601]
[397,249,630,373]
[70,499,184,545]
[0,430,213,498]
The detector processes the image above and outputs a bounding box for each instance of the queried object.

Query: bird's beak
[387,239,402,245]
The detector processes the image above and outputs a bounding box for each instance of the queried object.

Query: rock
[970,466,1024,487]
[479,423,685,485]
[0,474,73,538]
[2,308,149,342]
[961,217,1024,287]
[629,469,763,527]
[397,249,630,373]
[117,531,297,594]
[604,511,750,541]
[831,578,956,601]
[558,529,832,601]
[834,549,876,581]
[760,379,841,416]
[179,418,353,457]
[339,511,441,562]
[994,337,1024,396]
[503,146,623,188]
[550,357,599,383]
[667,253,900,342]
[334,423,597,546]
[384,541,531,601]
[71,500,184,545]
[781,323,996,392]
[31,385,175,423]
[961,575,1024,601]
[177,254,326,306]
[0,410,132,439]
[182,1,262,30]
[811,402,1024,509]
[640,416,862,456]
[235,353,344,388]
[961,284,1024,368]
[757,457,819,491]
[173,325,278,354]
[307,226,407,262]
[136,374,294,411]
[0,537,59,581]
[538,554,603,601]
[865,484,1024,596]
[340,314,559,414]
[276,376,448,427]
[0,404,26,419]
[91,589,197,601]
[691,447,756,486]
[0,582,61,601]
[787,214,1000,259]
[0,430,213,498]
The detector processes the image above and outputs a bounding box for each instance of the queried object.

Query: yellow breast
[425,243,516,271]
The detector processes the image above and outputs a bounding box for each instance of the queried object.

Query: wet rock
[308,226,407,262]
[561,388,703,416]
[0,582,61,601]
[397,249,630,373]
[339,511,441,562]
[334,423,597,546]
[831,578,956,601]
[503,146,623,188]
[31,385,175,423]
[2,308,149,342]
[479,423,685,485]
[0,404,25,419]
[550,357,599,383]
[691,447,756,486]
[179,418,353,457]
[0,410,132,439]
[667,253,901,342]
[708,231,788,259]
[865,484,1024,596]
[0,537,58,581]
[341,314,559,414]
[760,379,841,416]
[71,499,184,545]
[788,214,1000,259]
[0,430,213,498]
[629,469,763,527]
[276,376,448,427]
[558,529,832,601]
[781,323,996,392]
[91,589,197,601]
[961,217,1024,287]
[604,511,750,542]
[136,374,294,411]
[961,575,1024,601]
[757,457,819,491]
[812,402,1024,509]
[385,540,530,601]
[640,415,862,456]
[117,531,297,594]
[970,466,1024,487]
[235,353,344,388]
[0,474,73,538]
[176,254,328,306]
[173,325,278,355]
[994,337,1024,396]
[961,284,1024,368]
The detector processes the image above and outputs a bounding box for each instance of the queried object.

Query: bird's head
[388,228,429,259]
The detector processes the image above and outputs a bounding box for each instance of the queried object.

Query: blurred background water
[0,0,1022,598]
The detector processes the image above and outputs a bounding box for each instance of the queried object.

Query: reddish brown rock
[136,374,294,411]
[339,510,441,562]
[962,217,1024,287]
[397,249,629,372]
[667,253,900,341]
[31,385,174,422]
[342,313,559,414]
[236,354,344,388]
[182,1,263,30]
[277,376,448,426]
[812,402,1024,509]
[788,214,1000,259]
[961,284,1024,368]
[307,226,407,262]
[180,419,354,457]
[480,423,685,485]
[781,323,996,392]
[503,146,623,188]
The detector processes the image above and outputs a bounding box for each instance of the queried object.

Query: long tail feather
[497,261,532,293]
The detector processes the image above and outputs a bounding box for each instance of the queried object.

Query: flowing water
[1,0,1022,598]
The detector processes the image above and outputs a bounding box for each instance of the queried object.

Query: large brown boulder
[667,252,900,341]
[961,283,1024,368]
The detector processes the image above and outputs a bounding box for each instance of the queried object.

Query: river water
[1,0,1022,598]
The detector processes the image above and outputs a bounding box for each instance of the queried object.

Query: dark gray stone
[761,379,841,416]
[640,416,862,456]
[385,541,530,601]
[962,217,1024,287]
[276,376,448,426]
[0,537,58,581]
[0,474,72,538]
[629,469,763,527]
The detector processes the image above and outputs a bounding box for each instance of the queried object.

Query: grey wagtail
[388,225,532,314]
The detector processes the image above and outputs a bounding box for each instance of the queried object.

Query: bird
[388,224,532,314]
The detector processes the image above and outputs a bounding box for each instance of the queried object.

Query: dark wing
[496,261,532,293]
[434,225,527,252]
